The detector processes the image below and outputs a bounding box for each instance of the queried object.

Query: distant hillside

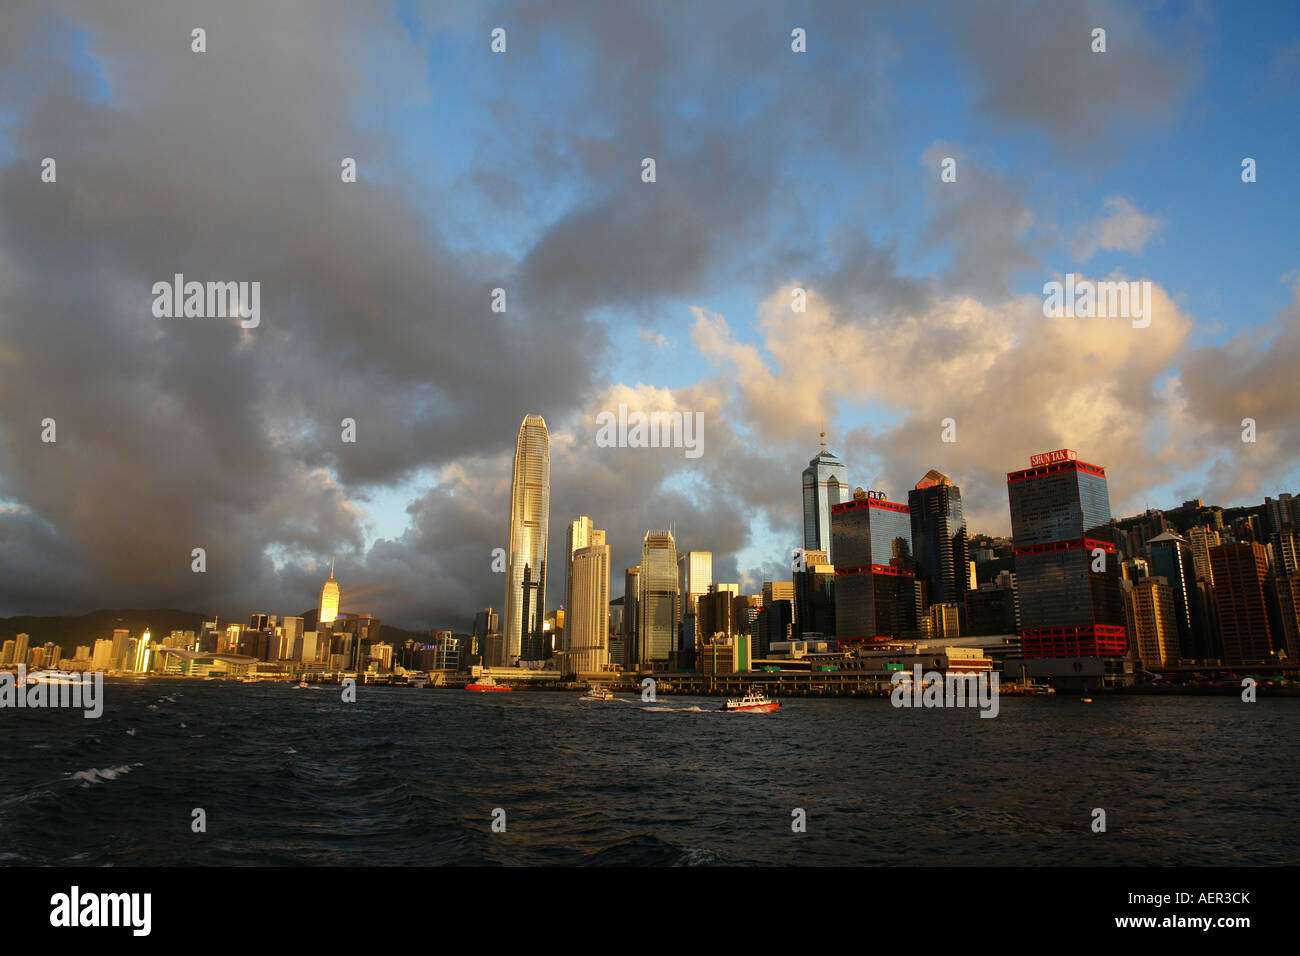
[0,607,430,659]
[0,608,211,658]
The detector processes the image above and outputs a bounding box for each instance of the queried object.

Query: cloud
[1074,196,1162,261]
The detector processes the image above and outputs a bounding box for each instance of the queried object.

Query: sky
[1,0,1298,630]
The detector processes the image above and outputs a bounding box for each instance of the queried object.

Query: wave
[641,705,710,713]
[68,764,142,788]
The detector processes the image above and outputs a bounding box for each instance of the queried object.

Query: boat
[295,678,309,689]
[580,683,614,701]
[466,675,511,692]
[1081,696,1093,703]
[721,686,780,713]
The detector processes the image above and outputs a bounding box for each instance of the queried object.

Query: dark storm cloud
[0,0,905,627]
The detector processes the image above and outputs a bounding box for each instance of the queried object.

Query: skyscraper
[793,549,835,639]
[564,516,597,652]
[831,493,917,644]
[319,559,340,626]
[1123,577,1179,667]
[1006,450,1125,657]
[568,530,610,675]
[622,566,641,665]
[1146,531,1198,660]
[504,414,550,665]
[1209,542,1274,665]
[677,550,712,636]
[909,469,969,615]
[12,633,30,669]
[802,434,848,562]
[638,530,679,669]
[1188,525,1220,584]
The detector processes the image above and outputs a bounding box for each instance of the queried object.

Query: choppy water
[1,680,1296,865]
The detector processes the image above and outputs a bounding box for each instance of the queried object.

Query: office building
[637,530,679,668]
[319,559,340,626]
[802,435,849,561]
[504,414,550,665]
[831,493,917,644]
[793,550,835,639]
[909,470,969,615]
[568,529,611,675]
[1006,450,1125,657]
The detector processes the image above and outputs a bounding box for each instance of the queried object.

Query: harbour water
[2,679,1296,866]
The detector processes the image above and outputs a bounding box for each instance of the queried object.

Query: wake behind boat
[721,686,780,713]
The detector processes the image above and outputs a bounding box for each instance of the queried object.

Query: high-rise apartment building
[1188,526,1220,584]
[1124,577,1179,668]
[12,633,30,669]
[802,436,849,562]
[504,414,550,664]
[1209,542,1274,665]
[1006,450,1125,657]
[90,639,113,671]
[637,530,679,668]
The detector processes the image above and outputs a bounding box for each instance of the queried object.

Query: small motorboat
[721,686,780,713]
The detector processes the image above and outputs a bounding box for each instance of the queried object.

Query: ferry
[580,683,614,702]
[466,675,511,693]
[294,678,310,689]
[721,686,780,713]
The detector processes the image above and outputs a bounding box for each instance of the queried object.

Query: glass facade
[802,450,848,561]
[831,497,916,643]
[504,415,550,664]
[909,474,968,610]
[831,499,912,571]
[793,566,835,639]
[1007,462,1114,546]
[638,530,679,667]
[1007,458,1126,657]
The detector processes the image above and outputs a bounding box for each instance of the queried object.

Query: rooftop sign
[1029,449,1077,468]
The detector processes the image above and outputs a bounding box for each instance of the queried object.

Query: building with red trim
[1006,451,1126,658]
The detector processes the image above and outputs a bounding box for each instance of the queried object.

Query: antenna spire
[819,419,826,454]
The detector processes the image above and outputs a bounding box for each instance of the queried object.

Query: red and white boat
[466,675,511,692]
[721,687,780,713]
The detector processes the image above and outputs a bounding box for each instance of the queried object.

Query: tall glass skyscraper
[802,436,848,562]
[638,530,679,668]
[319,559,340,626]
[908,470,968,613]
[1006,452,1125,657]
[504,414,550,665]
